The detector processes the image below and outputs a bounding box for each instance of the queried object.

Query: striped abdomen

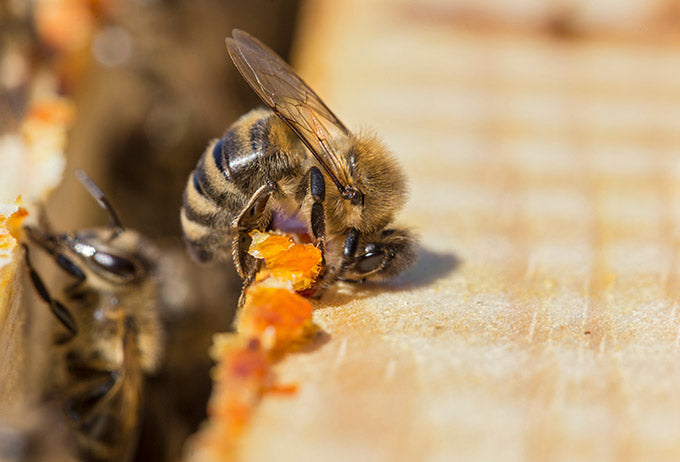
[62,321,143,462]
[181,108,305,264]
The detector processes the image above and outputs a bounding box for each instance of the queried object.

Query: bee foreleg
[342,228,359,263]
[237,264,261,309]
[309,167,326,254]
[314,228,360,297]
[231,182,276,278]
[336,227,359,280]
[23,245,78,340]
[24,225,86,282]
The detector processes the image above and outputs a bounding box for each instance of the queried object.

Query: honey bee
[23,171,163,462]
[181,29,416,292]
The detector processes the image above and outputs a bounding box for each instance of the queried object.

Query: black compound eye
[356,251,386,274]
[55,254,86,280]
[92,252,137,278]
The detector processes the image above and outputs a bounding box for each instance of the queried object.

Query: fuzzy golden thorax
[324,132,407,234]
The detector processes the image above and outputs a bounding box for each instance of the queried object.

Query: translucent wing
[226,29,355,195]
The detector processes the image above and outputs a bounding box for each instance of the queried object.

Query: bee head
[341,228,417,282]
[23,170,157,289]
[69,229,157,284]
[352,133,408,231]
[25,226,156,288]
[327,132,408,233]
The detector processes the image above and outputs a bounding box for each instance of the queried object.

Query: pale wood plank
[239,1,680,461]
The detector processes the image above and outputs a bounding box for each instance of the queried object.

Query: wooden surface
[238,1,680,461]
[0,109,70,411]
[0,255,25,409]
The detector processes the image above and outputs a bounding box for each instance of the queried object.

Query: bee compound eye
[92,251,138,279]
[55,254,86,280]
[356,251,386,274]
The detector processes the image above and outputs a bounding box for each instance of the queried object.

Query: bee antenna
[75,169,124,236]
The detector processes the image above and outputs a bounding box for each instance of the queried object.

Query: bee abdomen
[63,368,139,462]
[181,109,303,265]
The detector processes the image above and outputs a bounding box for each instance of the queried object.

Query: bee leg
[309,167,326,253]
[237,264,261,309]
[23,245,78,341]
[313,228,360,298]
[63,370,118,422]
[23,225,86,282]
[341,228,360,269]
[231,182,276,279]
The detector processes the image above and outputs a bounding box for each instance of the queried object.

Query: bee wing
[226,29,353,192]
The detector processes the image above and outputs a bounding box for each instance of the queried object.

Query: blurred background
[3,0,680,461]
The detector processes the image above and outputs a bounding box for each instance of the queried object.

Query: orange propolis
[186,231,323,461]
[248,230,323,291]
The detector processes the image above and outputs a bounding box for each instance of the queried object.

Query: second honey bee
[24,171,163,462]
[181,29,416,291]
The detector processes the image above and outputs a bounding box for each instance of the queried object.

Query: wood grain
[238,1,680,461]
